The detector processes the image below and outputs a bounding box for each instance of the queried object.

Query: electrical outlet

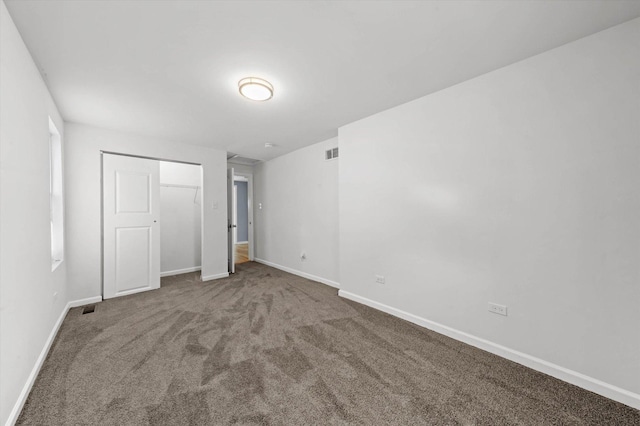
[375,275,385,284]
[488,303,507,316]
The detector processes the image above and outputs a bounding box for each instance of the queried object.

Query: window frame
[49,117,64,271]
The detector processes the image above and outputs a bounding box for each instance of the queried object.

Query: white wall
[65,123,228,301]
[160,160,201,187]
[0,2,68,424]
[160,161,202,276]
[228,163,254,175]
[254,137,339,287]
[339,18,640,407]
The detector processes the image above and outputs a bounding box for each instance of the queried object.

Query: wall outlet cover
[488,302,507,316]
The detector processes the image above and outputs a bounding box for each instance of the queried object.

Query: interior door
[103,154,160,299]
[233,184,238,245]
[227,168,236,273]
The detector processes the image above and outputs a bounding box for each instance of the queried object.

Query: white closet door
[103,154,160,299]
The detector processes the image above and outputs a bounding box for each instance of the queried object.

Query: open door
[233,185,238,245]
[227,168,236,273]
[103,154,160,299]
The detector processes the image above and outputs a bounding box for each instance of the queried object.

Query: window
[49,118,64,271]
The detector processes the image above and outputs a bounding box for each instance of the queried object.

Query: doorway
[101,152,204,299]
[234,176,250,265]
[227,168,254,273]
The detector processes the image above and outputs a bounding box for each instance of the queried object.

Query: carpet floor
[17,262,640,425]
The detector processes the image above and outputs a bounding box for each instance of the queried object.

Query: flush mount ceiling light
[238,77,274,101]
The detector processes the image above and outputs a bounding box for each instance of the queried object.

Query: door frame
[233,171,255,261]
[100,151,205,298]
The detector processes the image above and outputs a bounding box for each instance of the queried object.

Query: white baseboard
[68,296,103,308]
[5,301,70,426]
[254,258,340,289]
[6,295,103,425]
[201,272,229,281]
[338,290,640,410]
[160,266,201,277]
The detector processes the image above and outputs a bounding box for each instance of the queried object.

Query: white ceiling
[5,0,640,161]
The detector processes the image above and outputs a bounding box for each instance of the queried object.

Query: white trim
[109,287,156,299]
[68,296,103,308]
[160,266,201,277]
[338,290,640,410]
[235,241,249,245]
[201,272,229,281]
[255,258,340,289]
[5,301,70,426]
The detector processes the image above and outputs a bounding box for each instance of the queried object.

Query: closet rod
[160,183,201,189]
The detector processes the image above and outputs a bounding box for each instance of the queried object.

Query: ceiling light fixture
[238,77,274,101]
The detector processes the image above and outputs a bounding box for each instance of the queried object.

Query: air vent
[325,147,339,160]
[82,305,96,315]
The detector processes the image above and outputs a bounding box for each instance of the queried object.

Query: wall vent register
[325,147,339,160]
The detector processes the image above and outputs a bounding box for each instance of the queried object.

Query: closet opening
[101,152,203,299]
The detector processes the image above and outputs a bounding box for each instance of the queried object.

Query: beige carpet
[17,262,639,425]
